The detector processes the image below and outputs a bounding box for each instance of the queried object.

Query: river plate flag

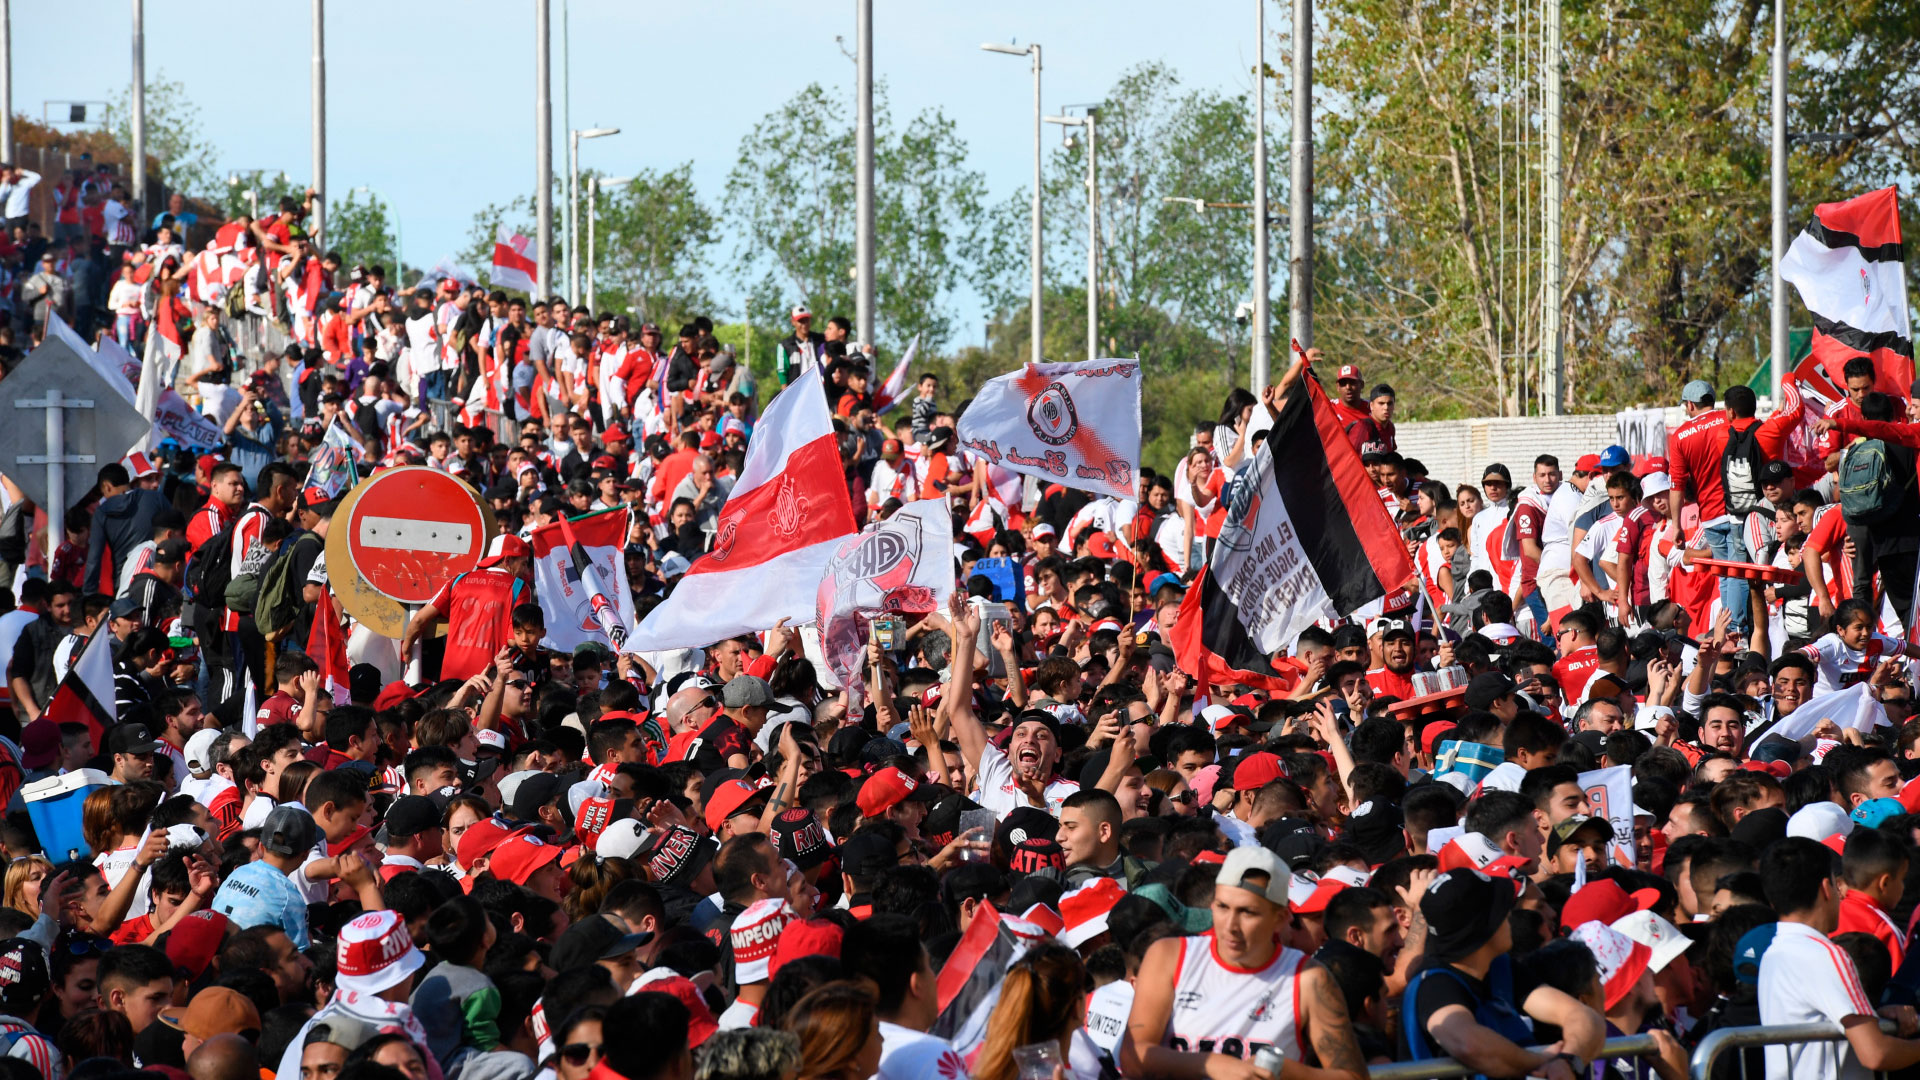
[43,627,115,753]
[1172,372,1416,689]
[1779,186,1913,399]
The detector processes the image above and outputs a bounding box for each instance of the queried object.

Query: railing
[1362,1020,1887,1080]
[1365,1035,1660,1080]
[427,397,514,444]
[1688,1019,1891,1080]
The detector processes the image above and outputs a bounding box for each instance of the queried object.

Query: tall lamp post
[981,41,1043,364]
[1045,108,1098,363]
[568,126,618,306]
[1252,0,1270,395]
[855,0,874,346]
[534,0,552,300]
[586,175,633,313]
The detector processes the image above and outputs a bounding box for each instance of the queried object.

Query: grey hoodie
[84,486,171,593]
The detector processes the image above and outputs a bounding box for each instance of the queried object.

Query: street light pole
[981,41,1045,364]
[1287,0,1313,350]
[1,0,13,162]
[1770,0,1788,403]
[568,127,619,307]
[855,0,875,346]
[1252,0,1270,395]
[131,0,145,215]
[588,175,633,313]
[311,0,326,244]
[1046,110,1099,363]
[534,0,552,300]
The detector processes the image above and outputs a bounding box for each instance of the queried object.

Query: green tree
[586,164,718,327]
[102,73,222,199]
[722,83,990,354]
[323,189,399,275]
[1311,0,1920,416]
[218,170,304,224]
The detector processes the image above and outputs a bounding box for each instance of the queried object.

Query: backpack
[256,532,322,640]
[1837,438,1897,525]
[1722,421,1767,516]
[181,524,237,641]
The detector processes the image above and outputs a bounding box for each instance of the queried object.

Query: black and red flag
[1779,186,1912,398]
[1171,369,1416,690]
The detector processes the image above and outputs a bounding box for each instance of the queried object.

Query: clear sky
[14,0,1272,330]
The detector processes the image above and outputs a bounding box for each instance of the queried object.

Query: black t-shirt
[692,714,754,773]
[1400,957,1540,1061]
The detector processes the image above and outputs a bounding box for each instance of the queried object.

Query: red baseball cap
[374,681,418,712]
[1634,455,1670,478]
[490,835,564,886]
[1337,365,1362,382]
[1290,878,1348,915]
[770,918,844,978]
[456,818,515,869]
[1560,879,1659,929]
[478,533,532,569]
[1232,752,1287,792]
[1420,721,1458,755]
[1086,532,1119,560]
[704,779,770,832]
[630,971,718,1047]
[1574,454,1602,473]
[166,910,231,979]
[857,767,928,818]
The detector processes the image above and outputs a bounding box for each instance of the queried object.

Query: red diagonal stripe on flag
[1013,367,1124,481]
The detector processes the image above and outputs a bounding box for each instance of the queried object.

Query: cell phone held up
[872,616,902,651]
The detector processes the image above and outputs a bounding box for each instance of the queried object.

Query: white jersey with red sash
[1166,933,1308,1062]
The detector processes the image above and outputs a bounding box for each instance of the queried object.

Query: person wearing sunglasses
[553,1004,607,1080]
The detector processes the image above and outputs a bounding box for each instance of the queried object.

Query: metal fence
[1360,1020,1884,1080]
[426,397,514,444]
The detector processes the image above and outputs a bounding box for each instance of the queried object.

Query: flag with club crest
[956,358,1141,500]
[815,499,955,702]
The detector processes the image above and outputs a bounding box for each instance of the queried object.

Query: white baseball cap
[596,819,653,861]
[184,729,223,775]
[497,770,544,810]
[1640,471,1673,498]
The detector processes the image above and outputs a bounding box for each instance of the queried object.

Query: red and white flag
[873,333,919,415]
[153,297,185,366]
[531,509,639,654]
[956,358,1141,500]
[42,629,115,754]
[815,499,955,701]
[1780,186,1913,399]
[491,225,538,294]
[626,364,859,651]
[308,586,352,705]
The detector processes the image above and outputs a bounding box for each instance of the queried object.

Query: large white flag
[815,500,955,700]
[957,358,1142,500]
[625,364,860,651]
[1762,681,1889,744]
[1778,186,1913,397]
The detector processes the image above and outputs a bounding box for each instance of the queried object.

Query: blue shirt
[210,859,310,949]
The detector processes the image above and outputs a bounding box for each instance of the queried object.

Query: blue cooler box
[23,769,113,862]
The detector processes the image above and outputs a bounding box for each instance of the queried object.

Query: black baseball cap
[1421,868,1522,963]
[508,771,563,821]
[383,795,442,839]
[838,829,901,881]
[994,806,1058,858]
[549,914,653,974]
[0,939,49,1014]
[1757,461,1793,486]
[106,723,158,755]
[1345,800,1407,866]
[1464,672,1518,712]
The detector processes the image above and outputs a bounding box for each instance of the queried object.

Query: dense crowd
[0,167,1916,1080]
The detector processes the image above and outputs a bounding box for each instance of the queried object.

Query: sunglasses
[507,680,532,691]
[560,1044,602,1067]
[59,935,109,956]
[1168,791,1197,805]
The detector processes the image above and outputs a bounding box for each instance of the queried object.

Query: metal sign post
[15,388,93,564]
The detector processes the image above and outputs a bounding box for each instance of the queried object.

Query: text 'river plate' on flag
[956,359,1142,500]
[1173,370,1415,689]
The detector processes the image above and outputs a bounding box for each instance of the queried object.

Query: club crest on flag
[1028,382,1079,445]
[769,474,811,538]
[815,501,954,701]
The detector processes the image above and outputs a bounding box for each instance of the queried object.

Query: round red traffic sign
[342,467,490,605]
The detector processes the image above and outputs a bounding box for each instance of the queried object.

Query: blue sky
[16,0,1271,332]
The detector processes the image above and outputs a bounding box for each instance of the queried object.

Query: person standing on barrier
[1398,867,1604,1079]
[1757,837,1920,1080]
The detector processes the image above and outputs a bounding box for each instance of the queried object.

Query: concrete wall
[1394,408,1688,490]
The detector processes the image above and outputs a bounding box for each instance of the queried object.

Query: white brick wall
[1394,409,1688,490]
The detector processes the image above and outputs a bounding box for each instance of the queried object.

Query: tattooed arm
[757,722,806,833]
[1299,961,1369,1080]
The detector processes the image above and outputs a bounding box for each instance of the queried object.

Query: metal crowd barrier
[1689,1019,1892,1080]
[427,397,514,444]
[1364,1035,1660,1079]
[1361,1019,1886,1080]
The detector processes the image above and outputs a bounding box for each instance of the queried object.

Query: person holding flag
[399,534,534,683]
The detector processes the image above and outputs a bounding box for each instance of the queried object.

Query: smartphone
[872,616,902,651]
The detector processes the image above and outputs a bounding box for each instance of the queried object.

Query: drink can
[1252,1047,1286,1076]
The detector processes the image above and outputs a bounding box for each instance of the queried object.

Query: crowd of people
[0,176,1917,1080]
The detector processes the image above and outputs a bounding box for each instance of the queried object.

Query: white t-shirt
[971,742,1080,819]
[1758,921,1877,1080]
[716,999,757,1031]
[1540,482,1587,572]
[875,1021,967,1080]
[1081,981,1134,1063]
[95,840,152,918]
[1468,502,1509,578]
[1575,514,1624,590]
[241,795,277,831]
[1804,632,1907,694]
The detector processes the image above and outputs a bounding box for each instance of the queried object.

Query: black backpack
[181,523,238,641]
[1722,421,1767,516]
